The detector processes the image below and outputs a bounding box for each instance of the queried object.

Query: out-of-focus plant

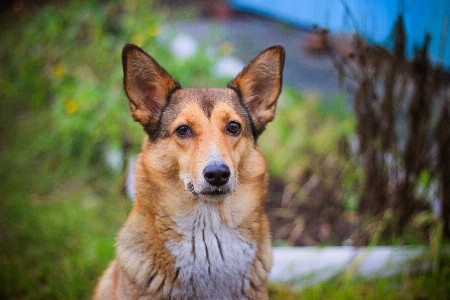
[333,15,450,239]
[260,88,358,188]
[260,88,363,245]
[0,0,232,170]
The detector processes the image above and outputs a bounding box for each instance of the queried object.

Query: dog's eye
[226,121,241,135]
[175,125,191,137]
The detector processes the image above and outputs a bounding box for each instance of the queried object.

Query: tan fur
[93,44,285,300]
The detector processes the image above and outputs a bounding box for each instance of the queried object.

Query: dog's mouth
[202,189,230,196]
[187,182,232,199]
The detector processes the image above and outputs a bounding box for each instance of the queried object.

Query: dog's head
[122,44,284,201]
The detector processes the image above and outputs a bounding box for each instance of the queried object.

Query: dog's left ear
[122,44,180,133]
[228,45,285,137]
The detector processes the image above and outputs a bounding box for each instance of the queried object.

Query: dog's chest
[167,203,256,299]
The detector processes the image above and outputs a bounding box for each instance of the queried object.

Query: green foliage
[0,187,128,299]
[260,89,355,181]
[0,109,131,299]
[0,0,228,164]
[260,89,363,213]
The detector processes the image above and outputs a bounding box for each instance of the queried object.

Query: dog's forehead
[169,88,241,118]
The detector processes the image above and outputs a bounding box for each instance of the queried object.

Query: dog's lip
[201,189,229,196]
[200,183,232,195]
[199,189,231,200]
[187,182,231,198]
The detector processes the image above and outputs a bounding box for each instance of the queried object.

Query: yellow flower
[131,34,145,47]
[65,100,78,115]
[53,62,65,78]
[219,42,234,55]
[148,23,162,37]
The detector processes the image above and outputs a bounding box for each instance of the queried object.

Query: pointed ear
[122,43,180,132]
[228,45,285,137]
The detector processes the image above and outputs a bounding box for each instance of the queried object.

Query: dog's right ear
[228,45,285,138]
[122,44,180,131]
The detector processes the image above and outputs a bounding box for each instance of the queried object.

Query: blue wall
[230,0,450,70]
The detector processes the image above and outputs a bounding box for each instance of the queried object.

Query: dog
[93,43,285,300]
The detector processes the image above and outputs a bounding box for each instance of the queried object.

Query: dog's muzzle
[186,163,234,199]
[200,163,233,197]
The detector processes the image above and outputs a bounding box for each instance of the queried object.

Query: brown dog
[93,43,285,300]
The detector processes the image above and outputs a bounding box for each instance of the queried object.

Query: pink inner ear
[245,80,274,112]
[142,87,162,115]
[132,80,162,115]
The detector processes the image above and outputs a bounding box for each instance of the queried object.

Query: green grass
[0,187,129,299]
[0,110,131,299]
[260,88,356,182]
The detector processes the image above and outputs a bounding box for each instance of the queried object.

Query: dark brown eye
[227,121,241,135]
[175,125,191,137]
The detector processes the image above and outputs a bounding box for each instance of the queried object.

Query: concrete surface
[270,246,432,286]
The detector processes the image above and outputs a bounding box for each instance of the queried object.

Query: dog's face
[156,88,254,199]
[122,44,285,201]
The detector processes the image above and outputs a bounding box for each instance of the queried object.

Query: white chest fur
[167,202,256,300]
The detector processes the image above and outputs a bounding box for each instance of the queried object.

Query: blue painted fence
[230,0,450,70]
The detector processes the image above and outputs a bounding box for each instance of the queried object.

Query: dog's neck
[166,201,257,299]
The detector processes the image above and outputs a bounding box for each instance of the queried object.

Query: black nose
[203,164,231,186]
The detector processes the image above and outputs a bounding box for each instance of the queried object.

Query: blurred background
[0,0,449,298]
